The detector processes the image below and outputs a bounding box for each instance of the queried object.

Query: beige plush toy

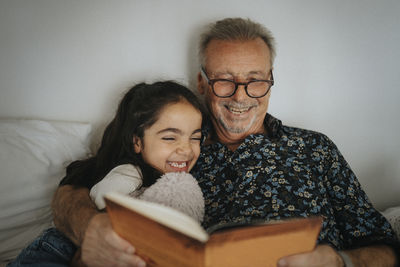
[90,165,205,222]
[138,172,205,222]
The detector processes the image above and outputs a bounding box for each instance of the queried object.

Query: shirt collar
[264,113,282,139]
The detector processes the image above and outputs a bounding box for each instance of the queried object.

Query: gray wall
[1,0,399,210]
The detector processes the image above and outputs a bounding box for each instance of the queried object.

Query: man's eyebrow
[213,70,265,77]
[248,70,265,75]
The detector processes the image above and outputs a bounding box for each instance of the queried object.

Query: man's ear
[197,72,205,95]
[133,136,142,153]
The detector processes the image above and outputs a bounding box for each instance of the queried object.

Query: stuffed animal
[90,164,205,222]
[137,172,204,222]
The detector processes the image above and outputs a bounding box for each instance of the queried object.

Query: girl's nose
[176,141,193,155]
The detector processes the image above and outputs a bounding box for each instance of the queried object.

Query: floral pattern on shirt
[191,114,398,249]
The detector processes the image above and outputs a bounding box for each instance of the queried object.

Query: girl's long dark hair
[60,81,204,188]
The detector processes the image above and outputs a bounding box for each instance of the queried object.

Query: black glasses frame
[200,67,274,98]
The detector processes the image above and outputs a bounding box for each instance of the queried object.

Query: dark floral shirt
[191,114,398,250]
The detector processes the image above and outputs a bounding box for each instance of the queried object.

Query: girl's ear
[133,136,142,153]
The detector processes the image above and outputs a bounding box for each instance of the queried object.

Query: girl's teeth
[170,162,187,168]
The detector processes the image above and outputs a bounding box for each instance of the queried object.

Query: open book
[105,192,322,267]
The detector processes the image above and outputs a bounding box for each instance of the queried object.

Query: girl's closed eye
[161,136,176,141]
[191,135,202,142]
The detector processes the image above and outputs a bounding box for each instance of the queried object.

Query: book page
[105,192,209,242]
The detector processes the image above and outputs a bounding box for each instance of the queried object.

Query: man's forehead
[204,38,270,55]
[204,39,271,70]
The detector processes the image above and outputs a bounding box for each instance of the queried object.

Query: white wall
[1,0,399,210]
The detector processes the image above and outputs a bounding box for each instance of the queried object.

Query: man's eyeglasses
[200,67,274,98]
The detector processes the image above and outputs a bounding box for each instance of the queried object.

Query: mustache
[220,100,258,109]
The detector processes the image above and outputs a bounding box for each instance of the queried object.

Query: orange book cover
[105,192,322,267]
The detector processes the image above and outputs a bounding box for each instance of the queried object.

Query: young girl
[8,81,205,266]
[59,80,205,221]
[88,81,205,221]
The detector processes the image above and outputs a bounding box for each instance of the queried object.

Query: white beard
[217,115,256,134]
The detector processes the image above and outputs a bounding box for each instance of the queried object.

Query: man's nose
[231,84,249,101]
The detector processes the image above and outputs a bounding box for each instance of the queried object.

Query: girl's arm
[90,164,143,210]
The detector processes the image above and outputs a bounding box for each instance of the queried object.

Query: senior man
[190,18,399,267]
[19,18,398,267]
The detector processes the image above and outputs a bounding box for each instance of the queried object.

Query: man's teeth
[228,106,250,114]
[170,162,187,168]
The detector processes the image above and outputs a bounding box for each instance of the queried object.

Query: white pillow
[0,119,92,261]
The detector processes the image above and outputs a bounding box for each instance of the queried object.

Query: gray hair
[198,17,276,67]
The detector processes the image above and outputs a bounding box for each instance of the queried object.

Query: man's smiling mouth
[226,106,252,114]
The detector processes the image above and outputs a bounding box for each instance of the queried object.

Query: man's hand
[52,185,146,266]
[80,213,146,267]
[277,244,343,267]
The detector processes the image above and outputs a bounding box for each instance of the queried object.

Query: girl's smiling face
[134,100,202,174]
